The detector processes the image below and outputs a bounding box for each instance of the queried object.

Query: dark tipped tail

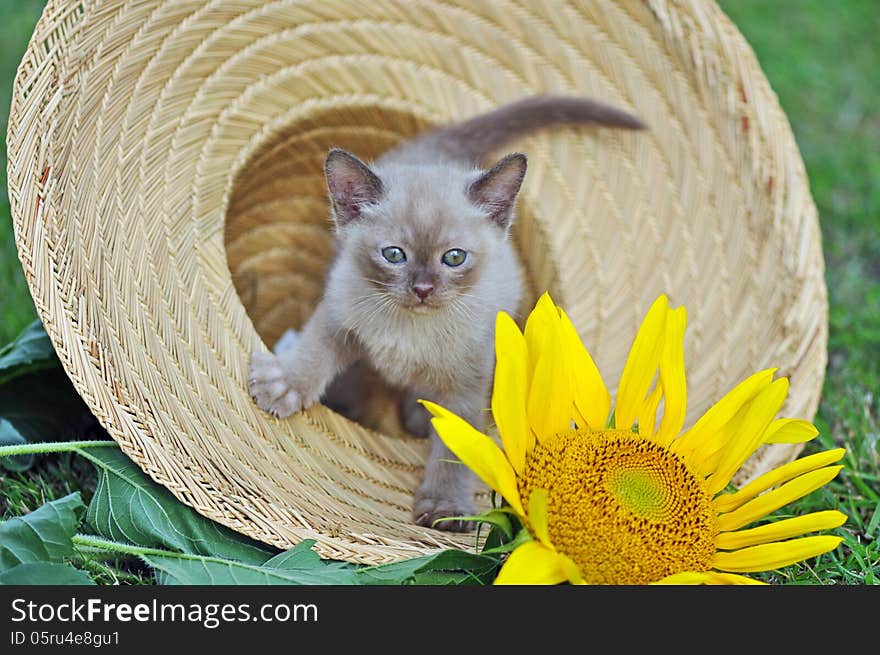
[391,94,645,164]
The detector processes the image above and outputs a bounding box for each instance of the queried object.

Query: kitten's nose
[412,282,434,300]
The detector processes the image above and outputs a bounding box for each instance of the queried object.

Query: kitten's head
[324,148,526,313]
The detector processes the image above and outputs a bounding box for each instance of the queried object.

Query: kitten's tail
[398,94,645,164]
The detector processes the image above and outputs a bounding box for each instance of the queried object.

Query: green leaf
[80,448,278,564]
[437,507,514,539]
[262,540,325,569]
[71,534,359,585]
[0,367,101,472]
[0,562,94,585]
[0,320,57,385]
[357,549,500,585]
[0,492,85,569]
[0,320,97,474]
[480,527,534,555]
[261,539,356,576]
[146,554,360,585]
[0,418,33,472]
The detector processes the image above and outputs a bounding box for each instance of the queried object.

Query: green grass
[718,0,880,584]
[0,0,44,345]
[1,1,877,584]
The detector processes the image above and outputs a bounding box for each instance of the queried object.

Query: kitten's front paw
[412,493,476,532]
[248,351,308,418]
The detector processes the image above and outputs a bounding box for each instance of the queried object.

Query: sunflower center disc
[518,429,718,584]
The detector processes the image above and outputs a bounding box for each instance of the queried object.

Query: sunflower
[421,293,846,584]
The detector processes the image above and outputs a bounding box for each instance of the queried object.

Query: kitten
[249,95,644,531]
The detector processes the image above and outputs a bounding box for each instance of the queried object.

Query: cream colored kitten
[249,95,643,531]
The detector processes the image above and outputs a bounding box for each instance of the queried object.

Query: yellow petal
[672,368,776,459]
[655,306,688,446]
[614,295,669,430]
[558,553,585,585]
[714,448,846,513]
[527,318,574,440]
[716,466,843,532]
[494,541,570,585]
[558,308,610,430]
[523,292,559,374]
[716,510,847,550]
[653,571,766,585]
[713,536,844,573]
[637,382,663,438]
[692,443,727,480]
[763,418,819,444]
[420,400,524,516]
[706,377,789,495]
[528,488,551,546]
[492,312,533,474]
[690,401,757,479]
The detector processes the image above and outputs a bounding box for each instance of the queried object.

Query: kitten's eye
[441,249,467,267]
[381,246,407,264]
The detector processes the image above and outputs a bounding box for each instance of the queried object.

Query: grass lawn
[719,0,880,583]
[1,1,877,584]
[0,0,44,345]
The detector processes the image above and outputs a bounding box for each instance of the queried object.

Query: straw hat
[8,0,827,564]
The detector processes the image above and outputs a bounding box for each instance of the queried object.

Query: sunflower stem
[0,440,118,458]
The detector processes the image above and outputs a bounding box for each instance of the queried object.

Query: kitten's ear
[324,148,384,226]
[468,153,527,229]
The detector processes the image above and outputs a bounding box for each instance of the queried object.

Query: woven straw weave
[7,0,827,564]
